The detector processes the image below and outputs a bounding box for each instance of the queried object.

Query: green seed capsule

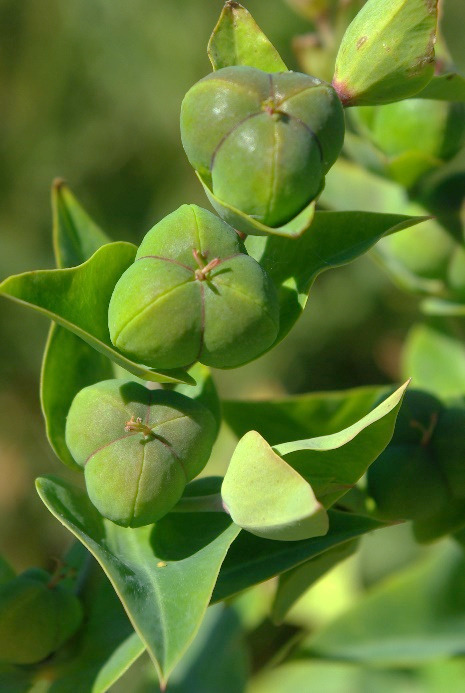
[0,568,83,665]
[432,407,465,498]
[380,217,455,282]
[367,391,448,521]
[367,444,447,521]
[181,66,344,227]
[108,205,279,370]
[65,379,217,527]
[353,99,465,162]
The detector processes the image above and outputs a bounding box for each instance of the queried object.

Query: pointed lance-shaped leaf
[52,179,109,269]
[273,381,409,507]
[415,73,465,102]
[42,181,113,471]
[208,2,288,73]
[333,0,438,106]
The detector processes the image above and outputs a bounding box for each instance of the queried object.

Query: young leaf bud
[333,0,438,106]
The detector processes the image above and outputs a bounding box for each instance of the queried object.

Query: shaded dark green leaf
[213,511,383,602]
[416,73,465,102]
[41,183,115,469]
[223,385,391,445]
[36,476,240,685]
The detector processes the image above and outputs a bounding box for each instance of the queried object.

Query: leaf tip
[52,177,68,192]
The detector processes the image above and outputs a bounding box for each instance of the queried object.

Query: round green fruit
[108,205,279,370]
[180,66,345,227]
[367,444,447,521]
[65,379,217,527]
[367,390,447,521]
[0,568,83,665]
[432,406,465,498]
[380,217,455,282]
[353,99,465,161]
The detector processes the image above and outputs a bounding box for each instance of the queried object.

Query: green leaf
[413,500,465,544]
[245,211,427,342]
[49,566,144,693]
[300,542,465,664]
[223,384,392,445]
[0,666,34,693]
[415,73,465,101]
[403,322,465,399]
[221,382,406,542]
[272,382,409,507]
[0,555,15,587]
[42,182,114,469]
[441,0,465,74]
[41,325,114,471]
[0,243,193,385]
[36,475,240,686]
[222,431,329,542]
[333,0,438,106]
[271,540,358,624]
[162,605,249,693]
[208,2,288,73]
[212,510,383,602]
[52,179,109,269]
[197,171,316,239]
